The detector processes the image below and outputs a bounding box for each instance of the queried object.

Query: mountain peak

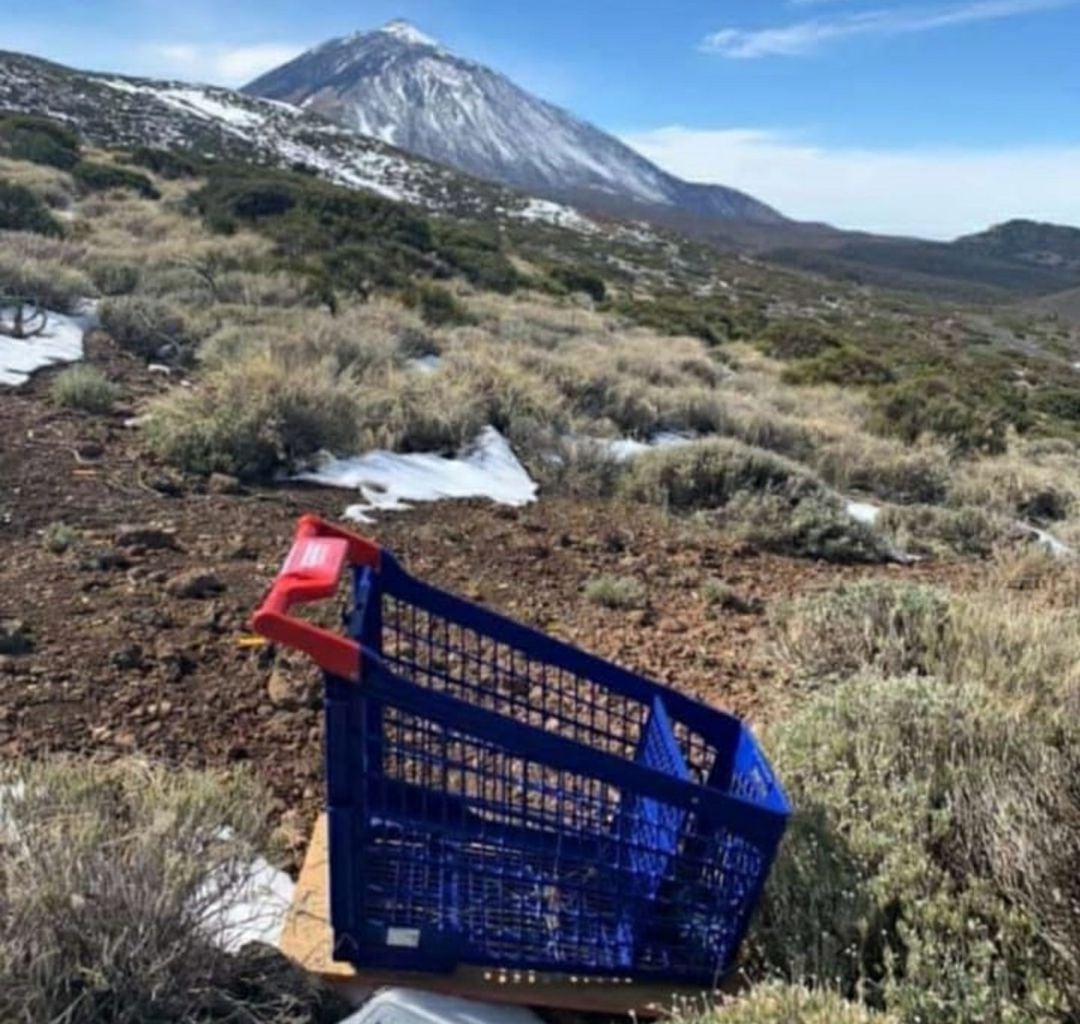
[378,20,440,48]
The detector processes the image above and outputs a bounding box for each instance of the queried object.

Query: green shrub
[725,493,891,564]
[774,580,952,681]
[0,253,91,312]
[99,296,193,361]
[759,319,845,361]
[549,264,607,303]
[72,160,160,199]
[620,438,824,510]
[144,357,360,480]
[0,181,63,236]
[49,364,121,414]
[617,293,747,345]
[0,115,80,170]
[401,282,472,326]
[41,522,79,554]
[0,758,342,1024]
[753,674,1079,1022]
[85,259,140,296]
[782,345,894,387]
[123,146,198,180]
[869,378,1024,456]
[583,574,647,610]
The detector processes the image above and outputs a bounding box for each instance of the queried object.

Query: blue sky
[3,0,1079,236]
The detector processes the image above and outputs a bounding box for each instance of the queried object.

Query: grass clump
[781,345,894,387]
[144,356,360,480]
[122,146,198,180]
[0,180,63,237]
[584,574,647,610]
[753,674,1080,1023]
[0,115,80,170]
[814,436,950,505]
[401,281,472,326]
[85,258,140,296]
[759,318,845,361]
[0,758,342,1024]
[50,364,121,414]
[620,438,823,511]
[99,296,195,362]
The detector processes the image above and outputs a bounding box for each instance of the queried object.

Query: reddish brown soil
[0,343,973,867]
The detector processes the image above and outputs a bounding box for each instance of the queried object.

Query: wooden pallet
[281,814,730,1016]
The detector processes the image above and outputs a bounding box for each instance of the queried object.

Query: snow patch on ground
[0,303,95,387]
[158,88,267,128]
[298,427,538,522]
[595,431,695,462]
[513,198,596,233]
[1017,521,1074,559]
[406,353,441,374]
[846,500,882,527]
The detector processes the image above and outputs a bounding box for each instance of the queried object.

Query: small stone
[115,525,179,551]
[207,473,242,495]
[0,655,15,675]
[76,441,104,460]
[80,549,132,573]
[111,644,145,672]
[148,472,184,497]
[164,569,225,600]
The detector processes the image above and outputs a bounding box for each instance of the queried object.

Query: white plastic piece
[339,988,545,1024]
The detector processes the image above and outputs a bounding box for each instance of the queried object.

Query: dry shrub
[145,356,360,480]
[583,574,647,610]
[0,252,92,312]
[876,503,1008,558]
[621,438,824,510]
[752,674,1079,1023]
[0,155,76,208]
[0,758,342,1023]
[0,229,85,266]
[50,364,121,414]
[724,493,890,564]
[814,435,950,504]
[99,295,195,362]
[774,581,952,680]
[701,983,895,1024]
[949,455,1080,522]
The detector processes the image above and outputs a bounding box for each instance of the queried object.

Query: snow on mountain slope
[0,49,572,223]
[244,21,785,226]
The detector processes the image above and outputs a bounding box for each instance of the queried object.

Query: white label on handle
[386,927,421,948]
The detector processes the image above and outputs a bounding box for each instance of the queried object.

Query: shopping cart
[254,515,790,987]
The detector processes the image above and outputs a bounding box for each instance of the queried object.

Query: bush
[0,253,91,312]
[549,264,607,303]
[41,522,79,554]
[759,319,845,361]
[774,580,953,681]
[0,180,63,236]
[724,493,891,564]
[753,674,1079,1022]
[401,282,471,326]
[877,503,1007,558]
[144,356,360,480]
[583,574,647,610]
[123,146,198,180]
[620,438,824,510]
[0,115,80,170]
[814,437,950,505]
[700,984,895,1024]
[73,160,160,199]
[86,259,140,296]
[99,296,194,361]
[0,758,341,1024]
[49,364,121,414]
[782,345,894,387]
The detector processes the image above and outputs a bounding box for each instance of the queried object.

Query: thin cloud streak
[623,125,1080,238]
[702,0,1075,58]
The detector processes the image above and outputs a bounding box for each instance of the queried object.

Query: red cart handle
[252,515,381,682]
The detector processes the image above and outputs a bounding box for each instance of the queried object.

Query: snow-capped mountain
[244,21,785,226]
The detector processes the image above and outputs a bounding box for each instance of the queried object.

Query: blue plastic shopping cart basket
[254,515,790,986]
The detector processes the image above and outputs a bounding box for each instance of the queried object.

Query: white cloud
[145,42,306,85]
[702,0,1075,58]
[622,125,1080,238]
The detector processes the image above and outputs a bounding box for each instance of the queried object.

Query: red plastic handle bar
[252,515,381,682]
